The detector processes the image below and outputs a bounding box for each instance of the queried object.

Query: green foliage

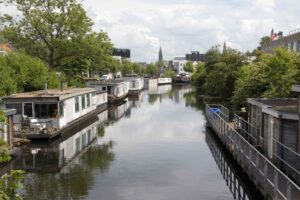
[192,62,206,89]
[163,68,176,78]
[193,46,245,98]
[183,61,194,73]
[0,170,25,200]
[1,0,114,84]
[232,48,300,108]
[257,36,271,50]
[0,52,59,94]
[120,60,133,76]
[145,64,158,77]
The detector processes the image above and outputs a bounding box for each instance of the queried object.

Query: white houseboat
[86,79,129,103]
[120,76,144,95]
[2,88,107,140]
[158,77,172,85]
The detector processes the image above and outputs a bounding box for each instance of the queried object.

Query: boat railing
[12,119,59,135]
[205,104,300,200]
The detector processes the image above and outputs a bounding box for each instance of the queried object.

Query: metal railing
[233,114,262,147]
[12,120,58,135]
[205,104,300,200]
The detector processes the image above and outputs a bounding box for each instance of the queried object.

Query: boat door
[107,86,112,94]
[267,117,274,158]
[23,102,34,118]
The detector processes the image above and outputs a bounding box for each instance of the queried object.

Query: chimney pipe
[45,83,48,93]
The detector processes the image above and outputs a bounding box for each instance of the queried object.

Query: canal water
[9,85,263,200]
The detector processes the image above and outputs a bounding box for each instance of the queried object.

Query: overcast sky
[82,0,300,62]
[1,0,300,62]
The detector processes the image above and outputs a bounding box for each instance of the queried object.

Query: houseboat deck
[14,103,107,140]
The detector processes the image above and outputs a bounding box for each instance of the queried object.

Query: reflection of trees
[148,94,158,105]
[97,125,105,137]
[21,141,115,200]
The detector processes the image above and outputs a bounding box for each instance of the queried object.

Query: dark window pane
[82,95,86,109]
[24,103,33,117]
[5,104,22,114]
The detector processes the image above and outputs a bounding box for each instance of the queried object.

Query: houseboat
[157,77,172,85]
[247,88,300,184]
[86,79,129,103]
[2,88,107,140]
[121,77,144,95]
[13,111,108,172]
[175,74,191,84]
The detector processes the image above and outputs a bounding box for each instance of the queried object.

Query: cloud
[1,0,300,62]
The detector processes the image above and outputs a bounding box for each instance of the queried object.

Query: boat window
[86,94,90,107]
[75,97,80,113]
[5,103,22,114]
[35,103,58,118]
[82,95,86,109]
[59,102,64,117]
[102,87,106,91]
[24,103,33,117]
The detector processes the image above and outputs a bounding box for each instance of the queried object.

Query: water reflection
[108,99,131,123]
[206,128,263,200]
[1,85,264,200]
[15,111,109,172]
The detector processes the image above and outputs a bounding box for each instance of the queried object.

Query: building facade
[186,51,205,62]
[261,29,300,53]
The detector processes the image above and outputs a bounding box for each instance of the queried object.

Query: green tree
[163,68,176,78]
[145,64,158,77]
[199,47,245,98]
[257,36,271,50]
[232,48,300,108]
[1,0,114,83]
[0,52,59,93]
[120,60,133,76]
[192,62,206,91]
[183,61,194,73]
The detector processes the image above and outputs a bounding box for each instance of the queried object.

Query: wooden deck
[205,104,300,200]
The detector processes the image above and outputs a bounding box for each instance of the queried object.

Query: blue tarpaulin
[211,108,221,114]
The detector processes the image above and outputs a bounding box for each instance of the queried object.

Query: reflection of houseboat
[119,76,144,95]
[13,111,108,172]
[86,79,129,103]
[128,91,144,108]
[2,88,107,140]
[247,85,300,184]
[108,99,131,122]
[157,77,172,85]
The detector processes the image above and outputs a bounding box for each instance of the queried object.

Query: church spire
[159,46,163,62]
[223,41,227,54]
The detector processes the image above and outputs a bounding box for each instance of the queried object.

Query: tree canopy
[0,52,59,96]
[183,61,194,73]
[232,48,300,108]
[0,0,114,84]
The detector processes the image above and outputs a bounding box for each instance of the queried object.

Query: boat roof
[88,79,127,86]
[2,88,97,101]
[247,98,298,120]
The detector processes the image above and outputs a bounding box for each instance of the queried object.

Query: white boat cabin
[158,77,172,85]
[86,79,129,101]
[119,77,144,94]
[2,88,107,135]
